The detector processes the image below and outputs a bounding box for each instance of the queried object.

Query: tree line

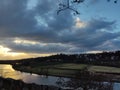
[19,50,120,68]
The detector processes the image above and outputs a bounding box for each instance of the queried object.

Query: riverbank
[0,76,63,90]
[0,64,120,90]
[12,63,86,78]
[12,63,120,82]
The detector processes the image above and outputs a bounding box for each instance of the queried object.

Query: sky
[0,0,120,60]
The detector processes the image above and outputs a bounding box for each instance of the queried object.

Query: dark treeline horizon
[16,50,120,68]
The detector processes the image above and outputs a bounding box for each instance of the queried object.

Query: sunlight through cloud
[75,17,86,28]
[14,38,39,45]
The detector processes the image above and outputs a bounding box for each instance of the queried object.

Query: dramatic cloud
[0,0,120,59]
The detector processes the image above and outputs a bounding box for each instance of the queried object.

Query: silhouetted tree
[57,0,118,15]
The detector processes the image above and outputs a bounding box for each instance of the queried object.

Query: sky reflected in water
[0,64,120,90]
[0,64,62,86]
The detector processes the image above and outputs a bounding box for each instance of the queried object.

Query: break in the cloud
[0,0,120,59]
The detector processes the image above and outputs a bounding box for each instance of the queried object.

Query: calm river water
[0,64,120,90]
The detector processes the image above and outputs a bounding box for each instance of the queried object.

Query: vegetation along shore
[12,50,120,82]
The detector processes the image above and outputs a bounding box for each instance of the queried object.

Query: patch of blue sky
[26,0,38,10]
[75,0,120,32]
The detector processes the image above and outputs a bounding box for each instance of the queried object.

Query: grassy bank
[89,65,120,74]
[12,63,120,78]
[13,63,86,77]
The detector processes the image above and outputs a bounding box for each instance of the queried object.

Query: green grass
[89,66,120,73]
[31,63,84,75]
[14,63,86,77]
[51,63,87,69]
[13,63,120,77]
[31,63,87,70]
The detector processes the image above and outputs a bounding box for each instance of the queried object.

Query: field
[39,63,87,69]
[13,63,120,78]
[89,65,120,73]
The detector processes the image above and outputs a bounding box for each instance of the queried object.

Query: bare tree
[57,0,81,15]
[57,0,118,15]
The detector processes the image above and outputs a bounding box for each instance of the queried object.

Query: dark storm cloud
[35,0,74,31]
[73,19,118,48]
[0,0,74,39]
[0,0,119,53]
[0,0,37,38]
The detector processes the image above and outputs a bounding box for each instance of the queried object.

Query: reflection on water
[0,64,66,86]
[0,64,120,90]
[0,64,19,79]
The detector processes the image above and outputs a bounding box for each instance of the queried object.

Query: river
[0,64,120,90]
[0,64,68,86]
